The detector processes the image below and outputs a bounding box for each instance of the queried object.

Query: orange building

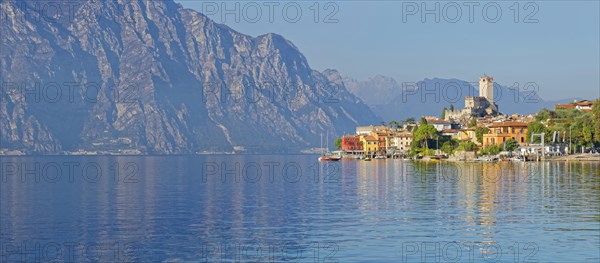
[482,122,529,146]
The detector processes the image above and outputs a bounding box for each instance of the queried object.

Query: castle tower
[479,76,494,103]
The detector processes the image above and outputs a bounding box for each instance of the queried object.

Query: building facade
[392,132,413,152]
[360,135,379,156]
[341,135,363,154]
[482,122,528,146]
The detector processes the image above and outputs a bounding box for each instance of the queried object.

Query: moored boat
[317,132,341,162]
[319,156,341,162]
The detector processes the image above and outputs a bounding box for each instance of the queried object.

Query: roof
[576,101,593,106]
[488,121,529,128]
[363,135,377,141]
[555,104,576,109]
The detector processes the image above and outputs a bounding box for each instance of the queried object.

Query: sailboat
[318,131,341,162]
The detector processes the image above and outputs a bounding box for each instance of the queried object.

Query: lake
[1,155,598,262]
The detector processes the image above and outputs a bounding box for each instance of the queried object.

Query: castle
[445,76,499,121]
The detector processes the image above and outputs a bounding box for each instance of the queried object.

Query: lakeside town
[334,76,600,162]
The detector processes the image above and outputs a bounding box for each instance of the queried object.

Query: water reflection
[1,156,598,262]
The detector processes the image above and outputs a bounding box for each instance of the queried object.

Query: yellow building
[360,135,379,155]
[457,128,478,145]
[482,122,528,146]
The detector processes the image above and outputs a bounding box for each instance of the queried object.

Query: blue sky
[177,1,599,100]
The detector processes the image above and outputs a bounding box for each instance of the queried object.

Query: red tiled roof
[488,121,528,128]
[555,104,576,109]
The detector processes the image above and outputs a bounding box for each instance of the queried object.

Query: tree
[475,126,489,144]
[413,123,438,154]
[468,118,477,128]
[388,121,399,128]
[420,117,428,125]
[441,107,447,120]
[593,100,600,143]
[406,117,416,124]
[449,104,454,111]
[505,138,519,152]
[334,138,342,150]
[535,108,552,122]
[582,124,593,146]
[441,141,457,155]
[526,121,546,144]
[456,141,478,152]
[480,144,500,156]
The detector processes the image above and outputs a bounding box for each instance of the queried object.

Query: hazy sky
[177,1,599,100]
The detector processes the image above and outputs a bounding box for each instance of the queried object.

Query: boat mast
[320,133,323,154]
[326,131,329,153]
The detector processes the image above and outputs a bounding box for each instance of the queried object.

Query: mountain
[0,0,379,154]
[342,76,580,121]
[343,75,403,106]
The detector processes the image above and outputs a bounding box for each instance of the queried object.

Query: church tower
[479,76,494,103]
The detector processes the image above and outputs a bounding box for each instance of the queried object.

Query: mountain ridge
[342,75,581,121]
[0,0,380,154]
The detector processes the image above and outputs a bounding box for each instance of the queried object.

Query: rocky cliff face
[0,0,379,154]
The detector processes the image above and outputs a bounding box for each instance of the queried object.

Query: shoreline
[1,152,598,162]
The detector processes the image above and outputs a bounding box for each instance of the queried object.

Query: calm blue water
[1,156,599,262]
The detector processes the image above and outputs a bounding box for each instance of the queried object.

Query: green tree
[593,100,600,143]
[441,107,447,120]
[475,126,490,144]
[390,120,403,128]
[480,144,500,156]
[406,117,416,124]
[456,141,478,152]
[441,141,457,155]
[526,121,546,144]
[535,108,552,122]
[420,117,428,125]
[468,118,477,128]
[505,138,519,152]
[334,138,342,150]
[449,104,454,111]
[582,124,593,146]
[413,123,438,154]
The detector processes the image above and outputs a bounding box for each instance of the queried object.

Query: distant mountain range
[343,76,581,121]
[0,0,379,154]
